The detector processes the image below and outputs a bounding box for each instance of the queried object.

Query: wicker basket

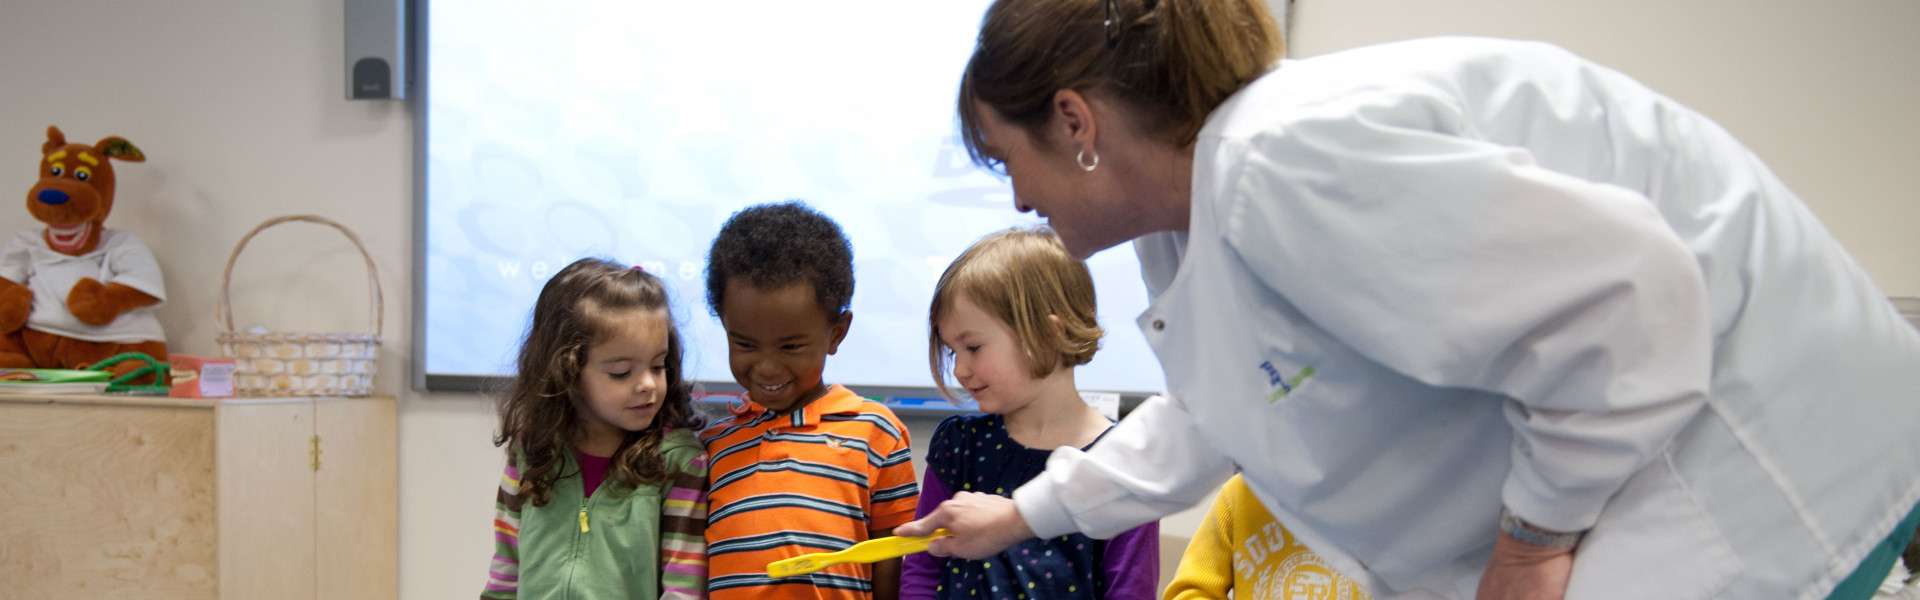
[215,215,383,397]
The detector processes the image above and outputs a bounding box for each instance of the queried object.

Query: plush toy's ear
[95,137,145,163]
[43,126,67,155]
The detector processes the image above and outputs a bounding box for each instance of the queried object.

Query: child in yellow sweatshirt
[1163,475,1371,600]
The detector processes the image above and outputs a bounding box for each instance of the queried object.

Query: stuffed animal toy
[0,126,167,377]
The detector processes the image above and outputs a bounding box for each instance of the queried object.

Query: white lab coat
[1011,37,1920,599]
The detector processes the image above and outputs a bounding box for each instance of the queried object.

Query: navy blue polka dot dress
[925,414,1117,599]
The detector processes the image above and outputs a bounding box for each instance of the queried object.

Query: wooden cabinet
[0,395,397,599]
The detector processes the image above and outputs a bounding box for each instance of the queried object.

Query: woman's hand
[895,492,1035,560]
[1475,532,1575,600]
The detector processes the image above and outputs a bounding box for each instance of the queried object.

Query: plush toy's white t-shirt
[0,228,166,343]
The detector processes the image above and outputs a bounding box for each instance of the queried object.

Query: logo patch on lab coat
[1260,360,1316,403]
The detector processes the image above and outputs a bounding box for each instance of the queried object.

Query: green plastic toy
[90,352,171,395]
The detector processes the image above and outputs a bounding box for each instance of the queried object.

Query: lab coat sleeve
[1218,91,1713,533]
[1013,394,1237,540]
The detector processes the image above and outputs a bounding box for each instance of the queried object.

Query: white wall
[4,1,1913,598]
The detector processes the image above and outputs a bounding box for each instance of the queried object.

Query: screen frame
[406,0,1170,408]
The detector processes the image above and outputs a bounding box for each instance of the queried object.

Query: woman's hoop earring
[1076,148,1099,172]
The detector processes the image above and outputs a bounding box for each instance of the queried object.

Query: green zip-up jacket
[482,429,709,599]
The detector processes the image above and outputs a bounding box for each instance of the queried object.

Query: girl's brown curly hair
[495,258,701,507]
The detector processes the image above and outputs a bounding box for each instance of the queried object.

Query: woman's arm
[901,395,1236,560]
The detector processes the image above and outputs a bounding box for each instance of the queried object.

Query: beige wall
[3,0,1912,598]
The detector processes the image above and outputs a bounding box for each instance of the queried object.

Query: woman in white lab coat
[895,0,1920,598]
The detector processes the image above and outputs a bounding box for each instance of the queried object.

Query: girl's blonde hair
[495,258,699,507]
[929,227,1103,399]
[958,0,1281,166]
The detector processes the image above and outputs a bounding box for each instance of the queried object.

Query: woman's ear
[1050,89,1099,150]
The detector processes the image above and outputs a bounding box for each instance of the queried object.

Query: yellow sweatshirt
[1163,475,1371,600]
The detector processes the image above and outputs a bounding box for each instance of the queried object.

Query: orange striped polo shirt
[701,385,919,599]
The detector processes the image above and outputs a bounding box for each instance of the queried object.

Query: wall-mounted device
[345,0,407,100]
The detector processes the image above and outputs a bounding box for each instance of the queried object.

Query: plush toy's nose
[36,189,69,205]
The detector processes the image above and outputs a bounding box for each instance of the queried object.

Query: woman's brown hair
[958,0,1281,166]
[495,258,700,507]
[929,227,1103,400]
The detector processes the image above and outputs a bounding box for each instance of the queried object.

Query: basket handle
[217,214,384,338]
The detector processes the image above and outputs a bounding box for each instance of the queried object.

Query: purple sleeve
[1102,519,1161,599]
[900,468,955,600]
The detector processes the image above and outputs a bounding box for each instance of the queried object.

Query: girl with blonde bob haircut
[902,226,1160,599]
[927,226,1101,395]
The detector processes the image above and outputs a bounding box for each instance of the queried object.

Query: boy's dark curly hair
[705,200,855,321]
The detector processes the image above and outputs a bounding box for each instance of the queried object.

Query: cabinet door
[0,401,218,599]
[217,400,318,600]
[316,397,398,600]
